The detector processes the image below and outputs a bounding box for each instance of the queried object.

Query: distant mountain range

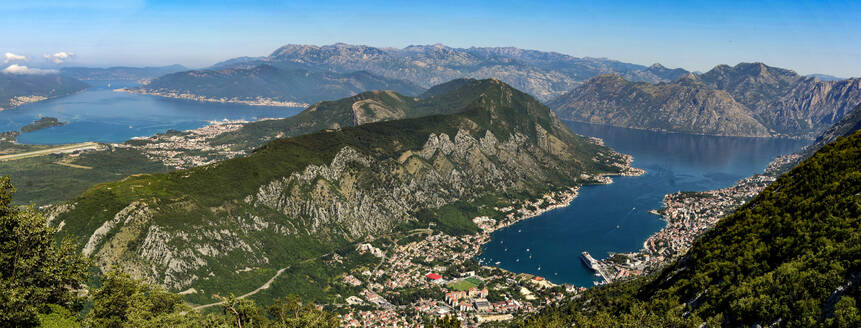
[134,64,425,106]
[206,43,690,102]
[551,63,861,138]
[0,73,88,111]
[59,65,187,80]
[53,79,633,302]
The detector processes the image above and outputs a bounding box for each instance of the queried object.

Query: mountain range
[51,79,633,303]
[59,65,187,81]
[0,73,88,111]
[206,43,690,102]
[134,64,425,105]
[550,62,861,138]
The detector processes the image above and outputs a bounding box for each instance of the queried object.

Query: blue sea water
[477,121,809,287]
[0,80,303,145]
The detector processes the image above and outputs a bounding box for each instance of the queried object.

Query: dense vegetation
[20,117,65,133]
[0,176,89,327]
[53,79,628,306]
[521,130,861,327]
[0,176,340,327]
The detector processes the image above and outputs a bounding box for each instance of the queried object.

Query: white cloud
[4,53,27,64]
[44,51,74,64]
[2,64,57,75]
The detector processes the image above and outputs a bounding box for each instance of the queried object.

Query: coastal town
[589,152,804,283]
[331,187,594,327]
[116,88,308,108]
[114,119,260,169]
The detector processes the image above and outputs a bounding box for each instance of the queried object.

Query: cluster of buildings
[593,153,797,282]
[8,95,48,108]
[333,187,623,326]
[117,119,252,169]
[119,88,308,108]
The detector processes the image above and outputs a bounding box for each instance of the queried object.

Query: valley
[2,9,859,325]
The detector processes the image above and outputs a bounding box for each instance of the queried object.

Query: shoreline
[594,152,803,284]
[562,119,815,141]
[475,150,647,284]
[115,88,309,108]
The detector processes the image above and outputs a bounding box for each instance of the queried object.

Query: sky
[2,0,860,77]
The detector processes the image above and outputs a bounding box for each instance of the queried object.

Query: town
[117,88,308,108]
[590,152,804,283]
[331,188,594,327]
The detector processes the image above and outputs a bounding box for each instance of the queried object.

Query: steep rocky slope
[53,80,633,298]
[551,63,861,138]
[548,74,771,137]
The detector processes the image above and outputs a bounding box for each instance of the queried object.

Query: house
[473,298,492,312]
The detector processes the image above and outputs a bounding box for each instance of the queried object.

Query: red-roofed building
[425,273,442,280]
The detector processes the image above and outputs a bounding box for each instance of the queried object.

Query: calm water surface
[478,122,809,287]
[0,80,303,145]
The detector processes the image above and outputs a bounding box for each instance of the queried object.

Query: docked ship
[580,251,599,271]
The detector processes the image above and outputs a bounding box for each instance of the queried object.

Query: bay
[0,80,303,145]
[477,121,809,287]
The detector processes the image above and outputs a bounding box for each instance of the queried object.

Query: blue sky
[2,0,860,77]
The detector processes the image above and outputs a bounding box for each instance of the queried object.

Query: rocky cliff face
[54,80,632,293]
[548,74,771,137]
[551,63,861,138]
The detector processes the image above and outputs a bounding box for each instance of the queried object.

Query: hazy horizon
[2,0,860,77]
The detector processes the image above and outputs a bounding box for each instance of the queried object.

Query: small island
[21,117,66,133]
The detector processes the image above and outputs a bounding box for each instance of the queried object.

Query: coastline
[592,152,803,283]
[562,119,814,141]
[115,88,309,108]
[475,149,646,278]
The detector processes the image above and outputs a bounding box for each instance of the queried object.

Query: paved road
[191,267,288,311]
[0,142,101,161]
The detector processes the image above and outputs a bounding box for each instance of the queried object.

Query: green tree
[266,294,339,328]
[220,294,266,328]
[435,315,461,328]
[89,271,184,328]
[830,296,861,328]
[0,176,90,327]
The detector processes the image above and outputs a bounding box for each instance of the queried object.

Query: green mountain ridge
[551,62,861,138]
[59,65,187,80]
[51,79,632,304]
[0,73,88,110]
[134,64,425,105]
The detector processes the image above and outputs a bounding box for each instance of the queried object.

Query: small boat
[526,248,530,252]
[495,261,501,265]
